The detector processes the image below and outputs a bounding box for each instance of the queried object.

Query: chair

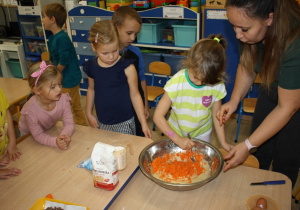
[218,148,259,168]
[147,61,171,131]
[235,74,262,142]
[292,186,300,204]
[41,51,50,61]
[16,134,31,144]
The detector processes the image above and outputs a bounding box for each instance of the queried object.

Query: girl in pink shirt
[19,61,75,150]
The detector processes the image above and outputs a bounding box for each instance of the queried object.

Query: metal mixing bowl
[139,139,224,191]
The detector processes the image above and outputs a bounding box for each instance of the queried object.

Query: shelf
[23,36,45,40]
[133,43,190,51]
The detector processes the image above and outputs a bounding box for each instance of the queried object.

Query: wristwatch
[244,138,257,152]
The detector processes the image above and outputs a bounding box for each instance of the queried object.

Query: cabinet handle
[81,34,85,36]
[83,46,87,49]
[79,21,84,24]
[85,58,88,61]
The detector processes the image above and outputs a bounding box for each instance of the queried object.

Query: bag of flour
[91,142,119,191]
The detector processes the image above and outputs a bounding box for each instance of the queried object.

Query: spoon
[187,133,196,162]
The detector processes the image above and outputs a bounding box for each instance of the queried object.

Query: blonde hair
[112,6,142,27]
[28,61,62,91]
[88,20,119,49]
[183,34,228,85]
[42,3,67,28]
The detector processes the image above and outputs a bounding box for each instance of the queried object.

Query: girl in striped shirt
[154,34,233,151]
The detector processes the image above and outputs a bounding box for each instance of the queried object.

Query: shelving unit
[68,5,201,95]
[17,0,63,72]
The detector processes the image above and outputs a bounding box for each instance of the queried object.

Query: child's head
[184,34,228,85]
[112,6,142,48]
[89,20,120,66]
[28,61,62,96]
[42,3,67,28]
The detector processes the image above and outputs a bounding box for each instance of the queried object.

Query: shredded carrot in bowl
[150,150,209,184]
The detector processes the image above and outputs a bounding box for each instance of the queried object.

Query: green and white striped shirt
[164,69,226,140]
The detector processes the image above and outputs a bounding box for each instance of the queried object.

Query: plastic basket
[6,59,23,78]
[172,21,197,47]
[137,20,167,44]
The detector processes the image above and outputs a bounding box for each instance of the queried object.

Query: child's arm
[212,100,234,151]
[141,80,150,119]
[0,167,22,179]
[86,77,98,128]
[125,65,151,138]
[153,93,195,150]
[3,109,22,161]
[60,94,75,138]
[56,64,65,72]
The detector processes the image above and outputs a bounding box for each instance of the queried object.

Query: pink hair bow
[31,61,53,87]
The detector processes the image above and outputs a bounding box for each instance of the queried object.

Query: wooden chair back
[149,61,171,76]
[41,51,50,61]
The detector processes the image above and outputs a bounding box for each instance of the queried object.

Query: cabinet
[68,5,201,95]
[0,41,27,78]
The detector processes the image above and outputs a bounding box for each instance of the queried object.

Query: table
[0,77,30,106]
[0,122,153,209]
[109,166,292,210]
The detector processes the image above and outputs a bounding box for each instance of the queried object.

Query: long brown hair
[226,0,300,89]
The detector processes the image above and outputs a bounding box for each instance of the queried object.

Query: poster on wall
[206,10,228,20]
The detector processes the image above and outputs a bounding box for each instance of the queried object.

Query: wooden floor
[79,95,299,209]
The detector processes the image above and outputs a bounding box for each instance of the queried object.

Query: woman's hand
[223,142,249,172]
[217,100,239,126]
[0,167,22,179]
[86,114,98,128]
[3,144,22,161]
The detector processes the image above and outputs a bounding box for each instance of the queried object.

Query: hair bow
[31,61,53,87]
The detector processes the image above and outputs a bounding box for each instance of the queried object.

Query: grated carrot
[150,150,207,183]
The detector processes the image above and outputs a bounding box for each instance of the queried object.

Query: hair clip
[95,33,99,43]
[214,37,220,43]
[31,61,53,87]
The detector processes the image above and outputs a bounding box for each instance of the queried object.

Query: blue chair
[235,74,262,142]
[147,61,171,131]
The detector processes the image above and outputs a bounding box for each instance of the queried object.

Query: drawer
[74,42,94,56]
[69,16,112,30]
[71,30,90,42]
[78,55,95,66]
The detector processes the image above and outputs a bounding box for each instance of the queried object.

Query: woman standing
[217,0,300,188]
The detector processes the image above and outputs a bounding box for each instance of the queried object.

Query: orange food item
[45,194,53,199]
[150,150,207,183]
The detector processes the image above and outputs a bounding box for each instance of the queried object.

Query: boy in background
[112,6,150,137]
[42,3,87,126]
[0,88,22,179]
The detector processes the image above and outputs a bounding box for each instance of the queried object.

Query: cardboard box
[206,0,226,7]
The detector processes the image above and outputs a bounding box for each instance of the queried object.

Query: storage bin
[6,59,23,78]
[26,56,40,70]
[161,28,174,43]
[141,51,163,73]
[28,41,42,53]
[137,20,167,44]
[21,21,38,37]
[162,53,186,75]
[36,26,44,37]
[172,21,197,47]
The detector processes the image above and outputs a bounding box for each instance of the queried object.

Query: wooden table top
[0,77,30,106]
[0,122,153,209]
[110,164,292,210]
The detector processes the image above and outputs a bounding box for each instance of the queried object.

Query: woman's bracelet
[244,138,257,151]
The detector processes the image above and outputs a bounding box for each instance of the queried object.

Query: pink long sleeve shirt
[19,93,75,147]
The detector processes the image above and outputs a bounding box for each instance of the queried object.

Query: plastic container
[172,21,197,47]
[28,41,41,53]
[26,56,40,70]
[161,28,174,43]
[6,59,23,78]
[137,20,167,44]
[162,53,186,75]
[36,26,44,37]
[21,21,38,37]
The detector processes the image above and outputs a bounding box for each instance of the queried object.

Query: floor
[78,95,300,209]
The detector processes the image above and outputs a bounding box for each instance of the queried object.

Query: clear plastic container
[21,21,38,37]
